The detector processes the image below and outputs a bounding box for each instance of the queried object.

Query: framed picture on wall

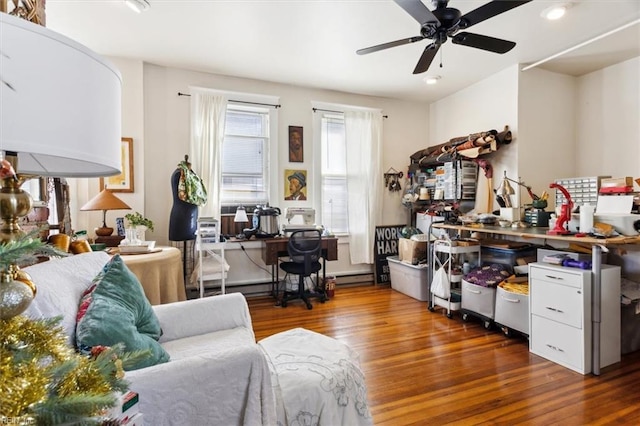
[288,126,303,163]
[100,137,134,192]
[285,169,307,200]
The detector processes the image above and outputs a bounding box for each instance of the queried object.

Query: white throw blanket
[259,328,373,426]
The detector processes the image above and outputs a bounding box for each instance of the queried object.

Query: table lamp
[233,205,249,239]
[1,13,122,242]
[234,205,249,223]
[80,189,131,236]
[0,13,122,317]
[496,171,516,208]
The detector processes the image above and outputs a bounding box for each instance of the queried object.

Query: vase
[135,225,147,243]
[122,228,142,246]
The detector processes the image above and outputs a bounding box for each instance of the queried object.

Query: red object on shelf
[599,186,633,194]
[547,183,573,235]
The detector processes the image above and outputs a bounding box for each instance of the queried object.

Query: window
[320,113,349,234]
[220,105,270,206]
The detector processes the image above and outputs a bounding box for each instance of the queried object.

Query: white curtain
[344,110,383,264]
[190,91,227,220]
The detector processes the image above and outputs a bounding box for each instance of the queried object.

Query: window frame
[219,100,279,209]
[220,105,270,207]
[317,111,350,236]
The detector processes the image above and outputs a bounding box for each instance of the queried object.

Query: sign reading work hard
[374,225,404,284]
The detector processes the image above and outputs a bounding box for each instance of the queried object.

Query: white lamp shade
[0,13,122,177]
[234,206,249,223]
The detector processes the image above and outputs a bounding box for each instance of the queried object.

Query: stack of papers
[118,241,156,254]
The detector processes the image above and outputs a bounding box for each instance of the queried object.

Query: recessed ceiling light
[541,3,572,21]
[424,76,441,85]
[125,0,150,13]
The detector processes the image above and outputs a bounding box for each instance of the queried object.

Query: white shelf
[195,233,226,298]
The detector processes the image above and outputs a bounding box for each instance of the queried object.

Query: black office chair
[279,229,327,309]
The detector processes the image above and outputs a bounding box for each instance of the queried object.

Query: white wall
[576,56,640,278]
[576,56,640,177]
[71,55,640,283]
[429,65,519,213]
[429,57,640,277]
[71,57,146,235]
[518,67,576,210]
[139,63,430,283]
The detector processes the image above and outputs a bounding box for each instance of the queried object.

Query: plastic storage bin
[432,290,461,314]
[387,256,429,301]
[461,279,496,329]
[481,245,537,266]
[494,283,529,337]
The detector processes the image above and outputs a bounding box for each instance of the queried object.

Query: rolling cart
[429,239,481,318]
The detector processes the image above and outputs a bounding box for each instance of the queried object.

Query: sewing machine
[282,207,319,235]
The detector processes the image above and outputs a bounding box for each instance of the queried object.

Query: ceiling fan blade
[452,32,516,54]
[413,43,440,74]
[460,0,532,29]
[394,0,440,26]
[357,36,424,55]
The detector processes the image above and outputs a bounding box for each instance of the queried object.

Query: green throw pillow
[76,255,170,370]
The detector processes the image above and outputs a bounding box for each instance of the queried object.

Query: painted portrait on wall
[288,126,303,163]
[284,169,307,200]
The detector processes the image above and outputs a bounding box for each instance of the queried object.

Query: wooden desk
[261,237,338,296]
[261,236,338,265]
[120,247,186,305]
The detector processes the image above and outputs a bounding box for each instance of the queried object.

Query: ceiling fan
[357,0,533,74]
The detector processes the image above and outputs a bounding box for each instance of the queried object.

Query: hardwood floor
[247,285,640,425]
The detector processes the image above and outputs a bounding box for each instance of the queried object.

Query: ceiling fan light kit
[357,0,533,74]
[125,0,150,13]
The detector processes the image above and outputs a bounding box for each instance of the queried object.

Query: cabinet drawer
[530,266,583,289]
[530,281,584,328]
[531,315,586,373]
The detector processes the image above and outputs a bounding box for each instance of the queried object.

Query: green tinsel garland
[0,315,148,425]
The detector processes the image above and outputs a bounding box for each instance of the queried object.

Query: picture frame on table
[100,137,134,192]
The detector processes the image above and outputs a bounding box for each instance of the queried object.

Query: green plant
[125,212,154,231]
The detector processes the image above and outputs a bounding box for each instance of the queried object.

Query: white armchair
[24,251,276,426]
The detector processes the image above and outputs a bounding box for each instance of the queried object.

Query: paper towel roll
[580,204,594,233]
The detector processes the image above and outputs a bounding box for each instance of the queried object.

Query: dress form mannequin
[169,155,198,241]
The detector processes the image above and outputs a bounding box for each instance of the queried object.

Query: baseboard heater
[335,273,375,286]
[186,273,375,297]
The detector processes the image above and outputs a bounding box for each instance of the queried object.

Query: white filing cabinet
[529,262,620,374]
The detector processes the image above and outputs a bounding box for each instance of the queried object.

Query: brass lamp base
[0,175,34,243]
[95,227,114,237]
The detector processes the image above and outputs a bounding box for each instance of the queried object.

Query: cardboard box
[104,391,139,422]
[398,237,427,264]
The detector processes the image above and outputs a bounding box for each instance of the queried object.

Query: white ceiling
[45,0,640,104]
